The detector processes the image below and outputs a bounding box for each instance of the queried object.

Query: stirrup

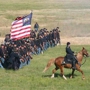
[61,61,66,65]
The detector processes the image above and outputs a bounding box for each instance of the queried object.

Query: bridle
[81,56,87,65]
[78,51,89,66]
[81,52,90,65]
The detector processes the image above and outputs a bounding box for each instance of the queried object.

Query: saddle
[62,54,77,65]
[62,57,72,65]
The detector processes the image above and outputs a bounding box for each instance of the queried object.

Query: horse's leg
[70,69,75,79]
[77,67,85,80]
[60,66,67,80]
[51,67,58,78]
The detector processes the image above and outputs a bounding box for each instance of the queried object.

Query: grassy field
[0,1,90,90]
[0,0,90,37]
[0,45,90,90]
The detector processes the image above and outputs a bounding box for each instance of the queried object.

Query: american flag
[10,13,32,40]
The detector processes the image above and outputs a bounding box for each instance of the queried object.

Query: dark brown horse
[43,47,89,80]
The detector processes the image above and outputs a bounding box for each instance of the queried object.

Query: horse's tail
[43,58,55,73]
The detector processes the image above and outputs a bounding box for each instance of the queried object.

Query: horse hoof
[70,75,74,79]
[51,74,54,78]
[51,76,54,78]
[63,75,67,80]
[51,77,53,78]
[70,76,72,79]
[82,77,85,80]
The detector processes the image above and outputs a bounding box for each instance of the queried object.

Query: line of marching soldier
[0,27,61,70]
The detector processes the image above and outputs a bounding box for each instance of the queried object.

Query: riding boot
[72,60,76,69]
[74,56,78,64]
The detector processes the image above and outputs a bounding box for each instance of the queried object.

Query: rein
[81,56,87,66]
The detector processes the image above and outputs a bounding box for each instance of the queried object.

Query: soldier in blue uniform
[65,42,77,69]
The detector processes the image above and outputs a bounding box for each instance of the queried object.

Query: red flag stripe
[11,25,31,32]
[11,32,30,39]
[11,30,30,36]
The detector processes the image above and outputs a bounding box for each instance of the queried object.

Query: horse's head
[82,47,89,57]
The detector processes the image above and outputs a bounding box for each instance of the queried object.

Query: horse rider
[65,42,77,69]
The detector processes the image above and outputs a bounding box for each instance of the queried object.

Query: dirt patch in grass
[61,37,90,45]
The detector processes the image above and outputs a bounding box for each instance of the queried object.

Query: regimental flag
[10,12,32,40]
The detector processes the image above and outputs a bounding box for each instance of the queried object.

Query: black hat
[67,42,70,46]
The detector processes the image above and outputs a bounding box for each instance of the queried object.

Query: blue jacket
[66,46,74,56]
[0,48,4,57]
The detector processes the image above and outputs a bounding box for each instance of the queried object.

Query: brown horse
[43,47,89,80]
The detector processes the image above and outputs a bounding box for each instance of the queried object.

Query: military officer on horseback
[65,42,77,69]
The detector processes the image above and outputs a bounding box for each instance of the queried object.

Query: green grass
[0,45,90,90]
[0,1,90,89]
[0,0,90,37]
